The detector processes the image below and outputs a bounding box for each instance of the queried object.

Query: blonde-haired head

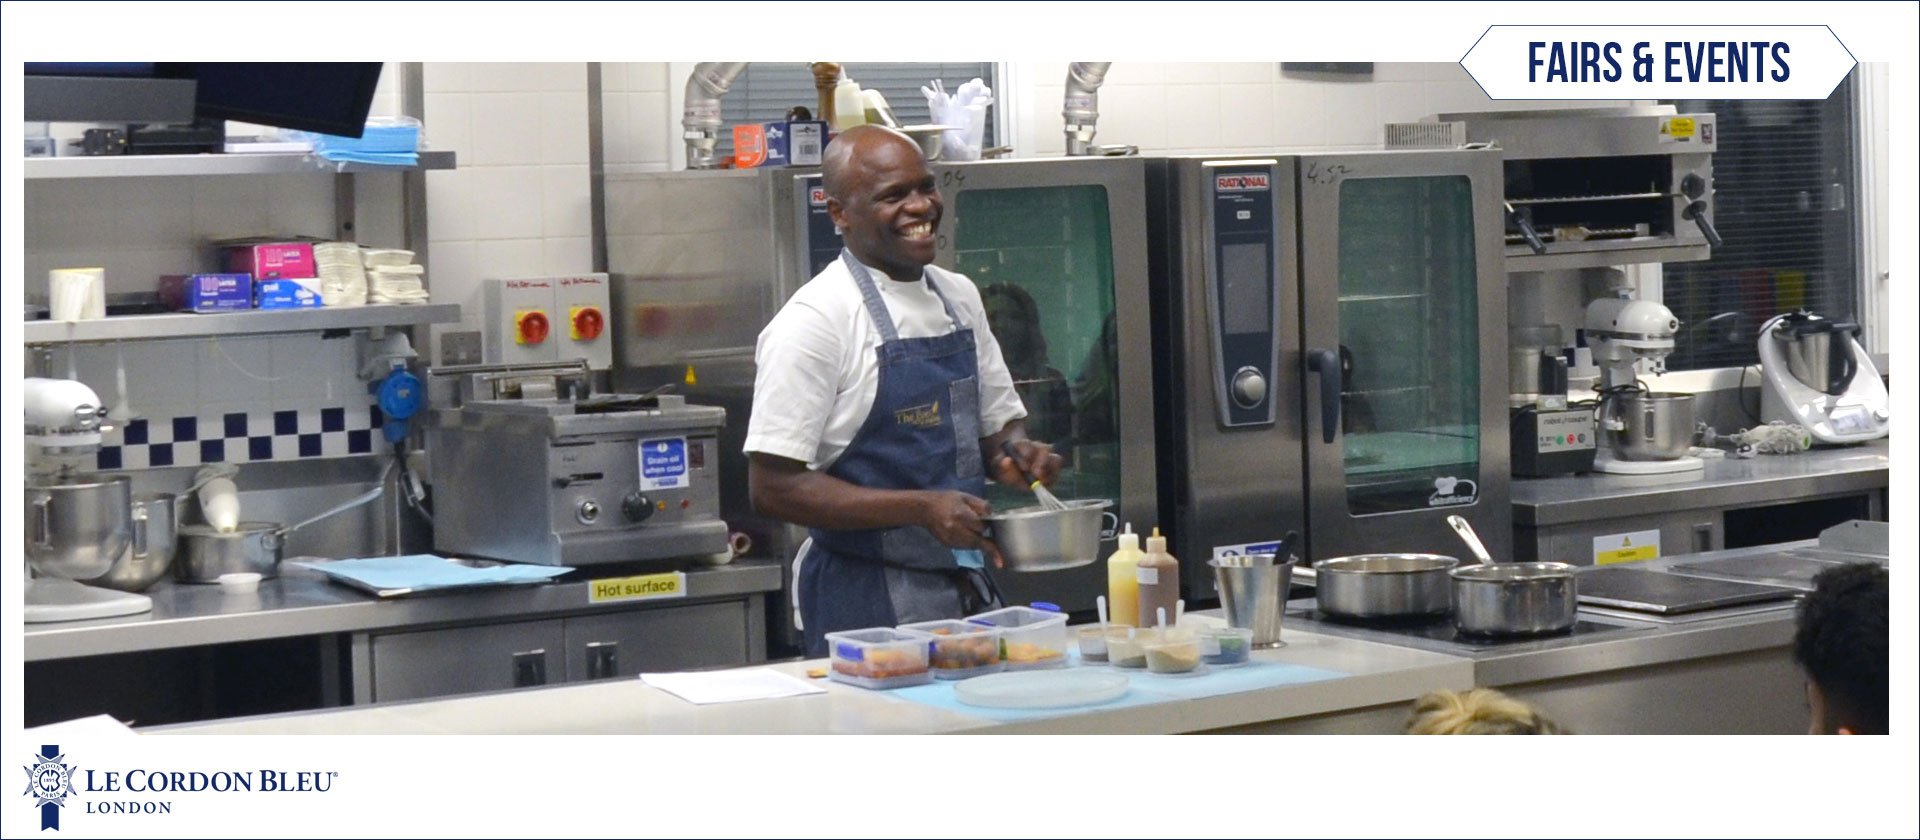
[1406,688,1565,735]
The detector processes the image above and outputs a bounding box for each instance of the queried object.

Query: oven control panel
[1207,164,1280,427]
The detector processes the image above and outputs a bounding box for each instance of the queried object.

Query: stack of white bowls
[364,249,430,304]
[313,242,367,307]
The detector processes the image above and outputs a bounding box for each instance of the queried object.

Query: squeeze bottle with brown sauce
[1136,527,1180,630]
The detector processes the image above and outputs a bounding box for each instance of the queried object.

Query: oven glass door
[950,183,1122,513]
[1334,173,1482,516]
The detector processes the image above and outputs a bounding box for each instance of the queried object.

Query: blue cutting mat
[884,661,1348,723]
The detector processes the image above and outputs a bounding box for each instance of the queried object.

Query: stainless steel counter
[1287,538,1886,732]
[23,559,784,662]
[1510,440,1888,526]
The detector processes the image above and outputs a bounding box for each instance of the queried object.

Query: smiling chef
[745,125,1063,657]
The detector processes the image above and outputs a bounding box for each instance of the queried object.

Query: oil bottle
[1136,527,1180,630]
[1106,524,1143,627]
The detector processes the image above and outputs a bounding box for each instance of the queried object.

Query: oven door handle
[1683,200,1724,248]
[1504,202,1548,255]
[1305,347,1342,444]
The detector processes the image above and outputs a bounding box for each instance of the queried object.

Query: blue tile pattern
[97,404,382,471]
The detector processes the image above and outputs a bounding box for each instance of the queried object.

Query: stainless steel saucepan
[1314,553,1461,619]
[1445,514,1577,635]
[176,480,387,582]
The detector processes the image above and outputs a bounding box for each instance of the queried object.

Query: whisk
[1000,440,1068,511]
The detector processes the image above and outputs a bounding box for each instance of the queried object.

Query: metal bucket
[1211,553,1296,648]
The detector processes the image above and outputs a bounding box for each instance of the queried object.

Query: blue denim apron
[798,251,1002,656]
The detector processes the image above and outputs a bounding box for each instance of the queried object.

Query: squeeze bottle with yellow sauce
[1106,524,1143,627]
[1136,527,1181,630]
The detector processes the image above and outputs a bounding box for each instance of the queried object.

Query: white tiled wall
[422,62,594,358]
[1011,62,1639,156]
[600,62,675,173]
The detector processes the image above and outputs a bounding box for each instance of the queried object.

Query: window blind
[1660,74,1860,371]
[715,62,996,160]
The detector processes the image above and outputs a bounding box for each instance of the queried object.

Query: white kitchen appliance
[1584,296,1704,475]
[1759,311,1889,444]
[23,377,154,622]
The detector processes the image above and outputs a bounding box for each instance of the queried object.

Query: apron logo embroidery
[894,401,942,429]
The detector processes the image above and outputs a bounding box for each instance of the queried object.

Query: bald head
[820,124,942,283]
[822,125,922,202]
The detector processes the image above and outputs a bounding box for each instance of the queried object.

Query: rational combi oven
[1147,150,1512,598]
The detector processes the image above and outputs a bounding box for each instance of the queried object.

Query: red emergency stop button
[570,306,605,341]
[515,310,550,345]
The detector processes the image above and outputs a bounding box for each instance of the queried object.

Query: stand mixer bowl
[1604,392,1697,460]
[25,473,133,580]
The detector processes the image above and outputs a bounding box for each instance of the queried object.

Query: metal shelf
[23,304,461,345]
[23,150,456,180]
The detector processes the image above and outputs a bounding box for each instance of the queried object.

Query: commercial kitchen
[17,61,1895,738]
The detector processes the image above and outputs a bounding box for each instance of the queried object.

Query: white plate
[953,668,1128,709]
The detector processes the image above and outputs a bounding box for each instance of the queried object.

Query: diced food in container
[900,619,1004,679]
[825,627,933,689]
[965,605,1068,670]
[1144,636,1202,674]
[1200,626,1254,666]
[1076,626,1112,663]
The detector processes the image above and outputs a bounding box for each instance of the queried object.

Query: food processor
[1583,294,1704,475]
[1508,324,1596,477]
[1758,311,1889,444]
[23,377,154,622]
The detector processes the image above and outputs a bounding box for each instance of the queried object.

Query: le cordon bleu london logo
[22,744,342,829]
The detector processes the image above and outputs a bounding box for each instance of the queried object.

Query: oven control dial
[1230,367,1267,408]
[577,499,601,524]
[1680,173,1707,199]
[622,491,654,523]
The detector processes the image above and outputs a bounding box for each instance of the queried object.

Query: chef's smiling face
[827,129,942,283]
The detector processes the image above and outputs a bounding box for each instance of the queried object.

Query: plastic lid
[1117,523,1140,551]
[1145,526,1168,554]
[1031,602,1061,613]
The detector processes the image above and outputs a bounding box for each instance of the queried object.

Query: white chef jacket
[745,254,1027,470]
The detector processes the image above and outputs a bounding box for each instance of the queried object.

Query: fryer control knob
[1231,367,1267,408]
[1681,174,1707,199]
[623,491,654,523]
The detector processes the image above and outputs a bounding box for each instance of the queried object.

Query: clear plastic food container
[1144,632,1202,674]
[1076,625,1112,663]
[899,618,1004,679]
[965,605,1069,670]
[1200,626,1254,666]
[825,627,933,689]
[1106,627,1161,669]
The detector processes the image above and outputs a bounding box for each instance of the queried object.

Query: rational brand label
[1594,529,1660,565]
[639,437,689,491]
[1215,173,1270,192]
[808,186,829,206]
[590,571,687,603]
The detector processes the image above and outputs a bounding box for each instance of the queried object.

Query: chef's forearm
[748,453,936,531]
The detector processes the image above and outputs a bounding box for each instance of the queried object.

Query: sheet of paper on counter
[640,668,827,704]
[27,714,140,738]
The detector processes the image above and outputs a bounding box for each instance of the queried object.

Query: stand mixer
[1584,295,1705,475]
[23,377,154,622]
[1758,311,1890,444]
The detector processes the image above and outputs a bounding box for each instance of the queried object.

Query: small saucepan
[1314,553,1461,619]
[1445,515,1577,636]
[176,481,386,582]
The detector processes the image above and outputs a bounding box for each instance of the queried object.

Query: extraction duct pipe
[1063,62,1112,156]
[683,62,750,170]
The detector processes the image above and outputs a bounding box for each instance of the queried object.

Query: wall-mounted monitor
[25,62,384,137]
